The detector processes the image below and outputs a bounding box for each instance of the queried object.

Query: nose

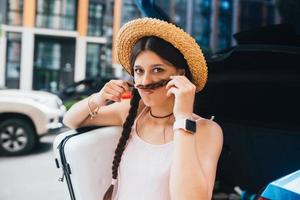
[140,72,153,86]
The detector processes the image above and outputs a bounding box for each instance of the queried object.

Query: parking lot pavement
[0,128,70,200]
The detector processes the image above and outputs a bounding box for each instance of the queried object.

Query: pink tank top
[113,107,174,200]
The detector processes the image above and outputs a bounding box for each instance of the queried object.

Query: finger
[170,75,189,85]
[105,87,123,98]
[169,75,195,91]
[166,78,181,90]
[109,81,127,94]
[114,80,131,91]
[166,87,178,97]
[104,80,125,93]
[104,93,121,102]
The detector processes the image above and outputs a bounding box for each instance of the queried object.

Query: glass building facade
[88,1,105,37]
[6,0,23,26]
[0,0,285,91]
[5,32,22,88]
[154,0,278,53]
[121,0,141,25]
[240,0,277,31]
[33,37,75,92]
[218,0,233,49]
[86,0,115,78]
[35,0,77,30]
[1,0,114,91]
[86,43,107,77]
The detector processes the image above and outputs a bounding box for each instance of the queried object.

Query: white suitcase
[53,126,122,200]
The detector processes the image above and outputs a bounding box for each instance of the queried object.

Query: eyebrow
[133,64,165,68]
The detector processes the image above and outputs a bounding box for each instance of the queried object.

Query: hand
[166,76,196,119]
[91,80,131,106]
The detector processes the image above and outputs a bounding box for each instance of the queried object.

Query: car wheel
[0,118,38,156]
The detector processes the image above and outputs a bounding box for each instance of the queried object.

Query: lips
[139,88,154,95]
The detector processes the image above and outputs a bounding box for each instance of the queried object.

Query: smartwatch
[173,118,197,134]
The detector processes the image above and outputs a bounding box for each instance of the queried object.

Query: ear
[176,69,185,76]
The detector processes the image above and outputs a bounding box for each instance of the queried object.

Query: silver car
[0,89,66,155]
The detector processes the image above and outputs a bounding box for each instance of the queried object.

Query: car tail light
[257,197,269,200]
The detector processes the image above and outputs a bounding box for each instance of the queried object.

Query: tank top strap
[134,106,150,124]
[132,106,149,137]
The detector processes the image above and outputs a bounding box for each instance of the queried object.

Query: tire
[0,118,38,156]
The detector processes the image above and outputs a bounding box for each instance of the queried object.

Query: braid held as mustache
[134,79,171,90]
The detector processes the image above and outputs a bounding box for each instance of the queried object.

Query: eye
[153,67,164,73]
[134,68,144,75]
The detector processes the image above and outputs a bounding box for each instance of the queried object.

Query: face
[133,50,183,106]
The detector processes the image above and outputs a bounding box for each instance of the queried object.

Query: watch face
[186,119,196,133]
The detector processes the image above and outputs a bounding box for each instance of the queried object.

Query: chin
[142,99,158,107]
[140,94,171,107]
[138,88,172,106]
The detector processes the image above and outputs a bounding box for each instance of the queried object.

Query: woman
[63,18,223,200]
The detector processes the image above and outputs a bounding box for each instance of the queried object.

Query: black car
[194,24,300,194]
[57,77,113,109]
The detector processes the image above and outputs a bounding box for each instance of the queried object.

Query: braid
[103,88,141,200]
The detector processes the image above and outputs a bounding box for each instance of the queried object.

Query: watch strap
[173,118,186,131]
[173,118,197,134]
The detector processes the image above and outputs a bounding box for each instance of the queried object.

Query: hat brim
[116,18,207,92]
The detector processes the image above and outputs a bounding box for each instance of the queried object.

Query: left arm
[170,119,223,200]
[166,75,223,200]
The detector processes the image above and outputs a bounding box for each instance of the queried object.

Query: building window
[121,0,141,25]
[193,0,212,50]
[218,0,233,49]
[86,43,112,78]
[33,40,61,92]
[240,0,276,31]
[88,2,105,37]
[154,0,234,52]
[154,0,188,34]
[33,37,75,92]
[36,0,77,30]
[5,32,22,89]
[155,0,212,52]
[6,0,23,26]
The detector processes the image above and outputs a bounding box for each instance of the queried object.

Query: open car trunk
[195,43,300,193]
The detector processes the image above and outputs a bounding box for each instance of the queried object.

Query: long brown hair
[103,36,192,199]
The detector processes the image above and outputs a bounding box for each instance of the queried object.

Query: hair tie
[111,178,117,185]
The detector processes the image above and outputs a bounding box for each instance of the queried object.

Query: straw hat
[116,17,207,92]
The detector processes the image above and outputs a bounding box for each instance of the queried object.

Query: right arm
[63,80,132,129]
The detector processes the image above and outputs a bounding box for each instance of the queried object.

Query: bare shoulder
[192,114,223,194]
[192,114,223,146]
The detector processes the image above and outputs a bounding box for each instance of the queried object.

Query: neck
[148,101,174,124]
[150,109,173,118]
